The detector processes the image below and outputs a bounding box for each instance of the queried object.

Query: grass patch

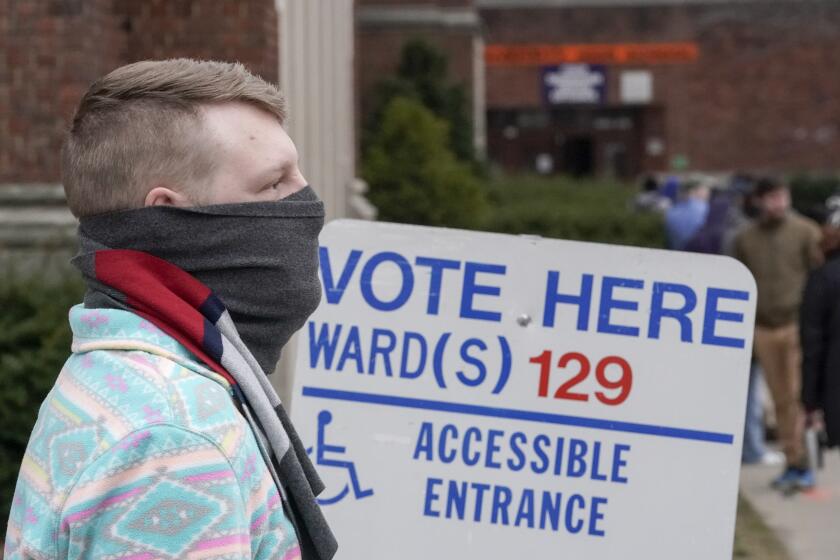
[733,495,790,559]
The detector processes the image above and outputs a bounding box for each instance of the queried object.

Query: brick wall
[482,1,840,173]
[1,0,122,182]
[0,0,278,185]
[115,0,278,84]
[9,0,839,183]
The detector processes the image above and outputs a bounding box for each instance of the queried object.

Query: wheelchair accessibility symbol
[307,410,374,505]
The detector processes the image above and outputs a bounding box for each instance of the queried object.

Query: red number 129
[528,350,633,406]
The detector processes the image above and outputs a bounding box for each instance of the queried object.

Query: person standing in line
[685,177,781,465]
[684,186,730,254]
[664,180,710,250]
[800,196,840,454]
[634,175,670,214]
[4,59,337,560]
[734,177,823,491]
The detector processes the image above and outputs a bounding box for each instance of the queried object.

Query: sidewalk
[739,449,840,559]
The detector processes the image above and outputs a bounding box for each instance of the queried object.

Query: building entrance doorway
[563,136,595,176]
[487,106,666,179]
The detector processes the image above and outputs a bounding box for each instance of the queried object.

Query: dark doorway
[562,136,594,176]
[604,141,630,178]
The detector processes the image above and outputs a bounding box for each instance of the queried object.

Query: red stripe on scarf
[94,250,236,386]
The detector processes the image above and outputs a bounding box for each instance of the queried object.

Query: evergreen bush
[0,273,84,531]
[363,97,488,229]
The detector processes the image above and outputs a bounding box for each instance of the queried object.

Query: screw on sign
[292,220,756,560]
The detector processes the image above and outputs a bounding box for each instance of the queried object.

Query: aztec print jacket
[4,304,301,560]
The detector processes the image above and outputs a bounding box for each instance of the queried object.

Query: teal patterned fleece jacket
[4,304,301,559]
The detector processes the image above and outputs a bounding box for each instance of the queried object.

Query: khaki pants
[753,323,805,468]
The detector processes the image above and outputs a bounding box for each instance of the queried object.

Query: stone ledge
[0,183,77,249]
[0,183,68,206]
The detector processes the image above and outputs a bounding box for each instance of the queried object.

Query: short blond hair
[62,59,287,217]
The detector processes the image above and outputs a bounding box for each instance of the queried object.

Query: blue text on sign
[319,247,750,349]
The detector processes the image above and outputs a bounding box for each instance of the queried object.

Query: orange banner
[485,43,699,66]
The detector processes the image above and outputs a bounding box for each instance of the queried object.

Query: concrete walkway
[739,448,840,559]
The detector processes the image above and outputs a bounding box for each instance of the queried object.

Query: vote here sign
[291,220,756,559]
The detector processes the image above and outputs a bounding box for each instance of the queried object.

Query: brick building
[357,0,840,178]
[0,0,279,185]
[4,0,840,191]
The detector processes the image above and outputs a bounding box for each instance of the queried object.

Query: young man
[4,59,336,560]
[734,177,823,491]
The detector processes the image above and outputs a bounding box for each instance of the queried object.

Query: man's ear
[144,186,192,208]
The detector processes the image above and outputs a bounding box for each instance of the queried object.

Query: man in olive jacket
[734,177,822,491]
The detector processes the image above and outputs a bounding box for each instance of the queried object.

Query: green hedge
[0,273,84,531]
[481,174,666,248]
[789,173,840,218]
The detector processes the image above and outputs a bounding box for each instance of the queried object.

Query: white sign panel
[291,220,756,559]
[621,70,653,104]
[542,64,606,104]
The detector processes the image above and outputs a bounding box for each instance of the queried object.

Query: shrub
[789,173,840,219]
[363,96,488,229]
[363,39,474,164]
[481,175,666,248]
[0,272,84,531]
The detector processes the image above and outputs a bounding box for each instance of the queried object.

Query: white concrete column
[273,0,358,406]
[276,0,355,223]
[473,33,487,160]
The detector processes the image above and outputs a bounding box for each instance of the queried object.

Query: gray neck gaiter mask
[73,186,325,374]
